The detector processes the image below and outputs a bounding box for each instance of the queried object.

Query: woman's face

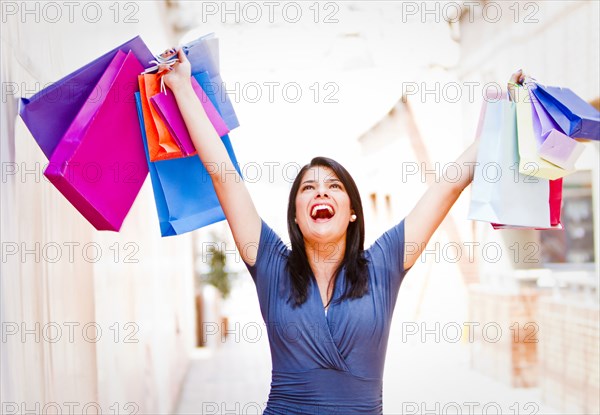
[294,166,354,245]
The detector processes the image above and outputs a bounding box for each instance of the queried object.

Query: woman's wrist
[170,78,194,97]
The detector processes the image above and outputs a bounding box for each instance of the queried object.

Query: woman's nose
[316,184,329,197]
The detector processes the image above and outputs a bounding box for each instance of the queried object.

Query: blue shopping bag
[531,83,599,141]
[182,33,240,130]
[19,36,155,158]
[134,72,242,236]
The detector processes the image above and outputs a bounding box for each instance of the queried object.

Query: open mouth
[310,204,335,221]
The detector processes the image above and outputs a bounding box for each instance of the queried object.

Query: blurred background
[1,1,599,414]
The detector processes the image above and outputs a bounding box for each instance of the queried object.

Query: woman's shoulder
[365,220,405,253]
[362,219,407,280]
[244,218,291,281]
[256,218,291,257]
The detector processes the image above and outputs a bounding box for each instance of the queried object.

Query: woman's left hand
[507,69,526,102]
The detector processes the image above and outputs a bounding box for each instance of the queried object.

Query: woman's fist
[162,48,192,93]
[507,69,526,102]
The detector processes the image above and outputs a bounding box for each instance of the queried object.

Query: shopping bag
[548,177,563,226]
[138,74,188,161]
[538,130,586,170]
[491,178,563,230]
[44,51,149,231]
[19,36,154,158]
[134,72,242,236]
[467,98,552,228]
[182,33,239,130]
[529,87,586,170]
[150,73,230,156]
[514,85,573,180]
[531,83,600,140]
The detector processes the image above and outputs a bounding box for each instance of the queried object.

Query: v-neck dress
[244,218,409,414]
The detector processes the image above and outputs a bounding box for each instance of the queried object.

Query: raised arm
[403,141,479,271]
[403,70,524,271]
[163,49,261,266]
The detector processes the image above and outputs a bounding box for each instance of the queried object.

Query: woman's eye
[302,185,314,191]
[330,183,342,189]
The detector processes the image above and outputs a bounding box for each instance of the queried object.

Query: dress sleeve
[367,218,411,297]
[242,219,289,312]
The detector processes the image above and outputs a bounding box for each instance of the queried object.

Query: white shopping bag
[468,98,551,228]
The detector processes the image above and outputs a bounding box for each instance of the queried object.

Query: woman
[163,48,523,414]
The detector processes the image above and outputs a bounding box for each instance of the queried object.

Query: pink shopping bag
[44,50,149,231]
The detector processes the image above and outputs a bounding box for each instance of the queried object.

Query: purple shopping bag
[44,51,149,231]
[150,75,230,156]
[19,36,154,158]
[529,88,585,170]
[532,83,600,140]
[182,33,239,130]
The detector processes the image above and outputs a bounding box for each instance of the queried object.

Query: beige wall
[1,3,194,413]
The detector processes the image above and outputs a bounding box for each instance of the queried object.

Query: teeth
[311,204,334,218]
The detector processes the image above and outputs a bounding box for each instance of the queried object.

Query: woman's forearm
[171,82,238,183]
[169,78,261,260]
[449,140,479,193]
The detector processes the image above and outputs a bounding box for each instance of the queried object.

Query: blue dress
[244,218,409,414]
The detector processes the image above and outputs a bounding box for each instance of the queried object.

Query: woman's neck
[304,236,346,281]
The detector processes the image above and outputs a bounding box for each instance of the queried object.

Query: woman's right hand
[162,48,192,93]
[162,45,262,266]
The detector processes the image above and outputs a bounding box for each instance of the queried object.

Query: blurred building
[459,2,599,414]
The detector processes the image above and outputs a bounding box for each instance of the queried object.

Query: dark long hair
[286,157,369,308]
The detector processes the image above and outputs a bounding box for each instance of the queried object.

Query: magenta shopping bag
[44,51,149,231]
[150,75,230,156]
[19,36,154,158]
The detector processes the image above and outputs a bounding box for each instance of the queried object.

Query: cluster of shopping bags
[468,79,599,230]
[19,38,599,236]
[19,34,241,237]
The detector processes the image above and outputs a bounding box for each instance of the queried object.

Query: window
[370,192,377,214]
[384,194,392,220]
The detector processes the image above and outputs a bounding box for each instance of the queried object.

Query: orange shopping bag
[138,74,194,161]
